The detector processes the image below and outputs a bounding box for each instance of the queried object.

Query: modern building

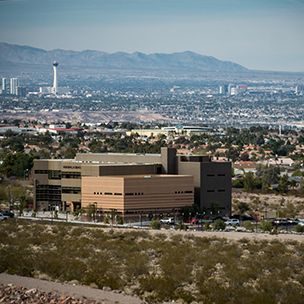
[10,78,19,95]
[228,84,235,95]
[219,85,228,95]
[53,61,59,94]
[16,86,26,97]
[2,78,6,91]
[33,148,231,219]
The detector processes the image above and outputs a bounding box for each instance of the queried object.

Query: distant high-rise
[296,85,303,95]
[53,61,59,94]
[228,84,235,95]
[2,78,6,91]
[219,85,228,95]
[10,78,19,95]
[16,86,26,97]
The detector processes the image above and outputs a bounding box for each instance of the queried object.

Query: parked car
[298,221,304,226]
[240,215,253,222]
[1,210,14,218]
[287,218,300,225]
[0,213,9,221]
[160,217,175,225]
[224,218,240,226]
[272,218,289,226]
[184,218,195,224]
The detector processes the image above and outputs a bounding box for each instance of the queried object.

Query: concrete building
[10,78,19,95]
[82,174,194,220]
[127,126,212,137]
[33,148,231,219]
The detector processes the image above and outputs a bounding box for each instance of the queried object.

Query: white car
[298,221,304,226]
[160,217,175,225]
[0,213,9,221]
[224,218,240,226]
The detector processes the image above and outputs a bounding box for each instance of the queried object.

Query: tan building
[34,147,231,218]
[82,175,194,219]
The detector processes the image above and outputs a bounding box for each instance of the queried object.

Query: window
[207,190,215,192]
[35,170,48,174]
[48,170,61,180]
[125,193,133,196]
[185,190,193,193]
[61,172,81,179]
[218,174,225,177]
[218,189,225,192]
[207,174,215,177]
[36,185,61,202]
[62,187,81,194]
[114,193,122,196]
[105,192,112,195]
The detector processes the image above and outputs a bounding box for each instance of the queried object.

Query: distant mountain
[0,42,248,72]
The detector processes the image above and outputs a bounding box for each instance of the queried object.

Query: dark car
[2,210,14,218]
[231,214,253,221]
[240,215,253,222]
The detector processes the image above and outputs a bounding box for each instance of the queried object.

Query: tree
[240,152,250,161]
[244,172,255,192]
[237,202,251,214]
[213,219,226,230]
[225,147,240,161]
[209,201,220,216]
[85,204,97,221]
[256,164,280,187]
[277,174,289,194]
[150,218,161,230]
[260,220,272,232]
[4,129,15,137]
[292,170,303,177]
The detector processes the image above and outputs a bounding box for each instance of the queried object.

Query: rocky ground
[0,274,143,304]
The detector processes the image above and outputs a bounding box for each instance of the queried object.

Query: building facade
[10,78,19,95]
[33,148,231,219]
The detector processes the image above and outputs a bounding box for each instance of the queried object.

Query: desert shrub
[213,219,226,230]
[3,221,304,304]
[204,221,211,230]
[117,217,123,225]
[54,210,59,219]
[150,218,161,230]
[260,220,272,231]
[104,217,109,224]
[178,220,183,230]
[295,224,304,233]
[69,227,84,237]
[32,209,37,217]
[243,220,253,230]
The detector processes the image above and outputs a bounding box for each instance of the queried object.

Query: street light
[94,202,97,223]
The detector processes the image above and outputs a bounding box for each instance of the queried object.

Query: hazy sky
[1,0,304,72]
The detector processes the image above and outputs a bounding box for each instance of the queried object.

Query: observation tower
[53,61,59,94]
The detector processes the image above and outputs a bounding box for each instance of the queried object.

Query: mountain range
[0,42,248,72]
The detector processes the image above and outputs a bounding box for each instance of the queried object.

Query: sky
[0,0,304,72]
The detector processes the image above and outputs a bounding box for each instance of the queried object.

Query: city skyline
[0,0,304,72]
